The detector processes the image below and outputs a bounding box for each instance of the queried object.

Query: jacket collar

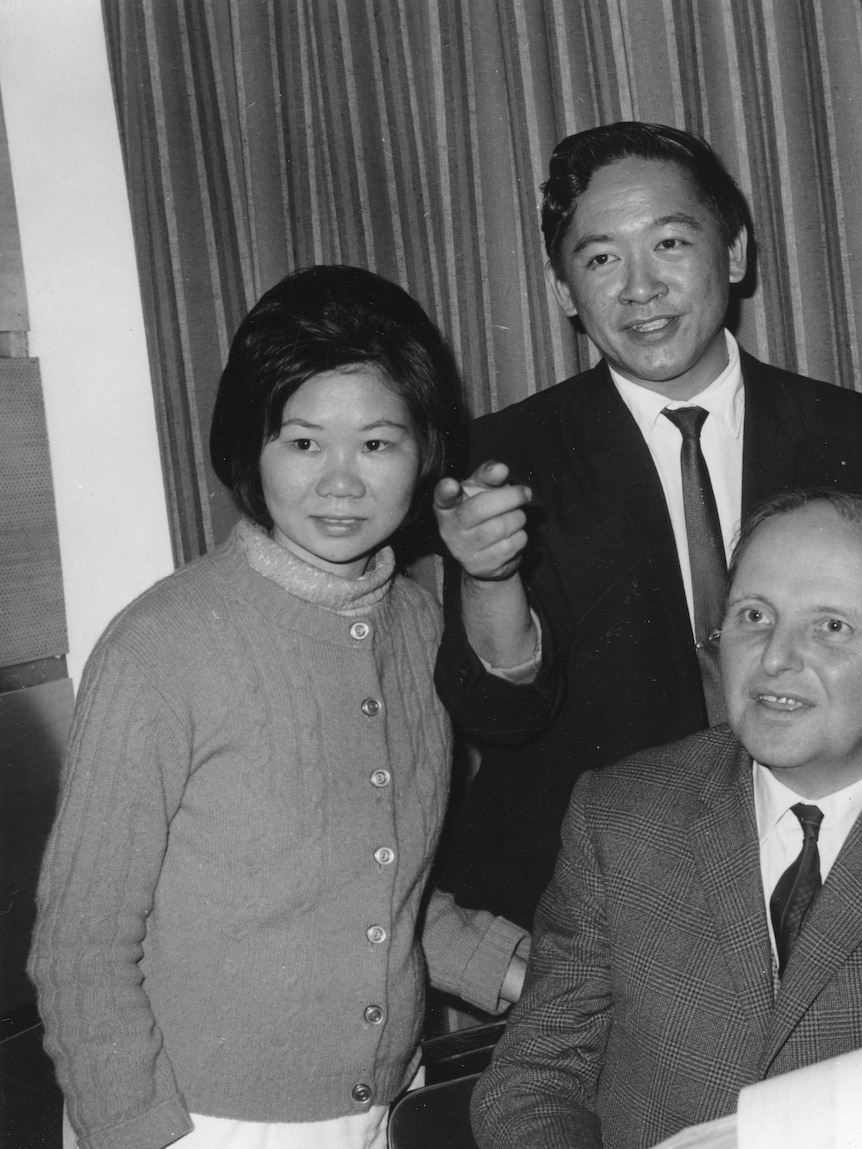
[573,363,693,658]
[739,349,800,515]
[687,735,776,1048]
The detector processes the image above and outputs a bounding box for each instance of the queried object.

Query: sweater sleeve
[420,887,530,1015]
[28,640,195,1149]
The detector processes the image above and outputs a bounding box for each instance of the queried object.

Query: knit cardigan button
[361,697,382,717]
[374,847,395,866]
[351,1083,373,1104]
[370,769,391,788]
[349,621,371,640]
[366,925,387,944]
[364,1005,384,1024]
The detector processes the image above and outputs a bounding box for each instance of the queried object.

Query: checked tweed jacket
[471,725,862,1149]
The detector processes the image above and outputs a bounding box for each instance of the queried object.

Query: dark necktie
[662,406,727,724]
[770,803,824,979]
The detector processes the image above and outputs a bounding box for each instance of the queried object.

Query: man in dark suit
[432,122,862,930]
[471,489,862,1148]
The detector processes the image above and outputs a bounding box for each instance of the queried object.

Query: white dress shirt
[610,330,744,632]
[753,762,862,964]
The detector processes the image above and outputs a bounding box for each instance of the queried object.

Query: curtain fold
[102,0,862,564]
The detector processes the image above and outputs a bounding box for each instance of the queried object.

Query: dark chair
[389,1019,504,1149]
[420,1020,505,1086]
[389,1073,479,1149]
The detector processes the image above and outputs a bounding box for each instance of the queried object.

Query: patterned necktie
[770,803,824,979]
[662,406,727,724]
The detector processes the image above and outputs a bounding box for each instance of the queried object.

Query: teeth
[632,318,670,332]
[760,694,803,708]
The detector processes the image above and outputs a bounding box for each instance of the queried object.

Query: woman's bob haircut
[210,264,464,531]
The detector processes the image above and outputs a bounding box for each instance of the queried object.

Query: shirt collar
[753,759,862,845]
[610,330,744,441]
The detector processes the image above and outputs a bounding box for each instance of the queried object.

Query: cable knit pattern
[30,525,527,1149]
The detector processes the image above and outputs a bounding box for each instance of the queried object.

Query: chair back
[389,1073,479,1149]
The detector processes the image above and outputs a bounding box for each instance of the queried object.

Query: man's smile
[625,315,677,334]
[753,692,812,712]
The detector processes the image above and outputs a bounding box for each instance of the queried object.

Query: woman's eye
[364,439,390,452]
[289,438,317,452]
[587,252,612,269]
[742,608,766,625]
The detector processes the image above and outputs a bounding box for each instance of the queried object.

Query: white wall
[0,0,174,688]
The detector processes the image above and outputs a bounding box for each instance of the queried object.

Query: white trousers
[63,1105,389,1149]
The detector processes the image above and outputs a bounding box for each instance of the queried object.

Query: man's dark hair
[727,488,862,592]
[541,121,750,274]
[210,264,464,530]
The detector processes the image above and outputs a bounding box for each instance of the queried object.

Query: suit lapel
[759,810,862,1073]
[688,739,775,1043]
[575,366,694,654]
[740,353,800,516]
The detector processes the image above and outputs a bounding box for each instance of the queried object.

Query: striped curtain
[102,0,862,564]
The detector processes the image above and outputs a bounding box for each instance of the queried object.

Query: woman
[31,266,527,1149]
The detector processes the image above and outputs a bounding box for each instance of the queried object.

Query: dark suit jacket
[434,352,862,927]
[471,727,862,1149]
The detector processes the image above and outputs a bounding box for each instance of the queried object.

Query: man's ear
[545,260,578,317]
[728,226,748,284]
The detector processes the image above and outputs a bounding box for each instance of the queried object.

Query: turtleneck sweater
[31,523,527,1149]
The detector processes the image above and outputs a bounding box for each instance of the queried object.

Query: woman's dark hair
[541,121,751,275]
[210,265,464,530]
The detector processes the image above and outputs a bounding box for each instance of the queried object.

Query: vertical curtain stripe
[426,2,462,356]
[142,0,214,548]
[267,2,293,275]
[715,1,770,359]
[310,10,345,264]
[459,9,497,413]
[606,2,635,119]
[363,0,408,286]
[660,0,685,124]
[296,8,325,264]
[200,2,254,308]
[812,3,860,385]
[549,0,577,131]
[760,0,807,374]
[396,2,445,325]
[334,0,376,269]
[225,2,263,305]
[177,2,232,360]
[509,2,545,398]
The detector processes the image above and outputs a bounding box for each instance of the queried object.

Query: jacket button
[364,1004,384,1024]
[361,697,382,717]
[351,1083,373,1104]
[374,847,395,866]
[350,621,371,640]
[366,925,387,944]
[370,769,391,788]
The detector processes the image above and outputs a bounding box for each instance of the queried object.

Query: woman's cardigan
[30,522,527,1149]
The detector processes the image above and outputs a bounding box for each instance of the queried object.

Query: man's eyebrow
[570,212,704,256]
[655,212,704,231]
[725,591,769,607]
[570,232,614,256]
